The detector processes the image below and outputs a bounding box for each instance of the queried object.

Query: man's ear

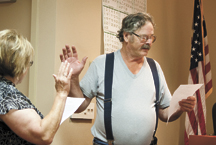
[123,32,130,43]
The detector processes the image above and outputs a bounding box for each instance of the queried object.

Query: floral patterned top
[0,76,44,145]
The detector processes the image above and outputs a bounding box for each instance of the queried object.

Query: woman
[0,29,73,145]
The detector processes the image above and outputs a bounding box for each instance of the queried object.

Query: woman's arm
[0,61,73,145]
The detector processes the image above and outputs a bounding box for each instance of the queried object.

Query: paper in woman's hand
[167,84,203,123]
[60,97,85,125]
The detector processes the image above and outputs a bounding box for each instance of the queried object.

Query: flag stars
[189,1,206,70]
[192,47,196,51]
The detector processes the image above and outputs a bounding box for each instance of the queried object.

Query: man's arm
[159,96,196,122]
[60,45,90,113]
[69,75,92,113]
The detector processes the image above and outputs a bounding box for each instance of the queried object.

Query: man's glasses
[132,32,156,43]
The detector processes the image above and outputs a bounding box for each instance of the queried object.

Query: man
[60,13,196,145]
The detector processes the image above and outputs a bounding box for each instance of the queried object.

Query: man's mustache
[141,44,150,50]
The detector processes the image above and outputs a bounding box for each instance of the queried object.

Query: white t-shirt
[80,49,172,145]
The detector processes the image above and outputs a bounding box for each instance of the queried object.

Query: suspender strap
[146,57,159,139]
[104,52,114,144]
[104,55,159,145]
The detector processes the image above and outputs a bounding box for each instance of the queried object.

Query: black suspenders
[104,52,159,145]
[104,52,115,145]
[147,57,159,145]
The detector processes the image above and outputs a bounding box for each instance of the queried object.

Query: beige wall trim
[29,0,38,105]
[29,0,57,115]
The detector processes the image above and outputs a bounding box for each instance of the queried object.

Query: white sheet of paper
[167,84,203,123]
[60,97,85,125]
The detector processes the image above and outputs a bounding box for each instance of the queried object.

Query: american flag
[184,0,213,144]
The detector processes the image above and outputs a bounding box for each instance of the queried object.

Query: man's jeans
[93,138,114,145]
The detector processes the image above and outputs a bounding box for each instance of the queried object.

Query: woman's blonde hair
[0,29,34,78]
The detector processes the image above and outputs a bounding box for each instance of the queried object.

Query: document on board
[60,97,85,125]
[167,84,203,123]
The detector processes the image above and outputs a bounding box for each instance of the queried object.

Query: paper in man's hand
[167,84,203,123]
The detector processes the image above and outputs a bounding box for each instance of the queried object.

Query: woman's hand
[53,61,73,96]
